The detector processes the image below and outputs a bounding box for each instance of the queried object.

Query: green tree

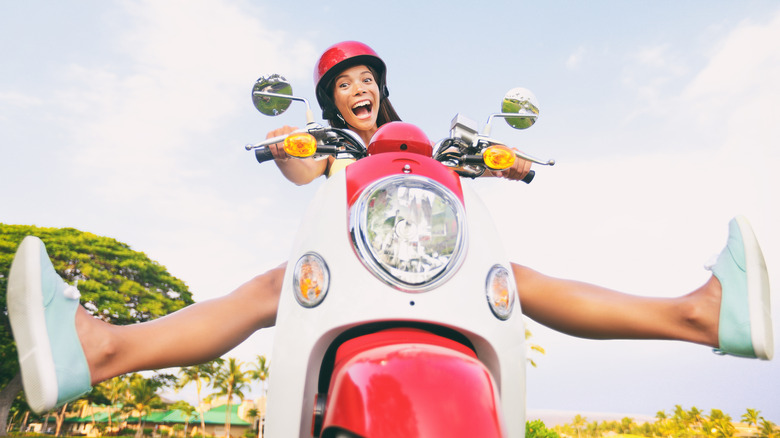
[0,224,194,435]
[245,408,260,438]
[759,418,778,438]
[705,409,734,438]
[526,419,560,438]
[619,416,636,434]
[170,400,197,438]
[248,356,269,438]
[571,414,587,438]
[96,375,132,433]
[127,373,171,438]
[248,356,270,398]
[586,420,602,437]
[212,358,249,438]
[743,408,762,431]
[177,359,224,438]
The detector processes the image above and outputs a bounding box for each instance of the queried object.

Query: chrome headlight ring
[350,174,468,292]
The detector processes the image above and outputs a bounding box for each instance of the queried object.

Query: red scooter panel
[345,153,465,207]
[320,329,506,438]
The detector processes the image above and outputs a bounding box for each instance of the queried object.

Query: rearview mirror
[252,74,293,116]
[501,87,539,130]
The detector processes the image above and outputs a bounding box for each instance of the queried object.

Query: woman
[6,41,772,414]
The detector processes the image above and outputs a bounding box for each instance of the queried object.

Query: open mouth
[351,100,373,119]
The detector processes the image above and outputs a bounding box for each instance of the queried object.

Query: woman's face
[332,64,380,136]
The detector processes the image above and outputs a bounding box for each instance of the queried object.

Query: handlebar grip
[522,170,535,184]
[255,147,275,164]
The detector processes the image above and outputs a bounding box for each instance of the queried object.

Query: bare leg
[513,263,720,347]
[76,265,284,385]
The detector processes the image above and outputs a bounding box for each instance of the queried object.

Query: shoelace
[63,284,81,300]
[703,253,719,271]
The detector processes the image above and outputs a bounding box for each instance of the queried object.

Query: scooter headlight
[351,175,467,291]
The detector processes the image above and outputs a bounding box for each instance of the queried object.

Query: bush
[526,419,560,438]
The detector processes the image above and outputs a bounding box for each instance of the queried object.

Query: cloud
[38,0,319,299]
[565,46,587,70]
[59,0,316,188]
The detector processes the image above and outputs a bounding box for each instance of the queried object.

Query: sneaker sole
[7,236,59,413]
[736,216,774,360]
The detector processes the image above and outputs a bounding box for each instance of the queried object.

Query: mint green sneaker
[708,216,773,360]
[7,236,92,413]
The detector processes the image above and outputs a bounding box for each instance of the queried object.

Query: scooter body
[265,145,527,437]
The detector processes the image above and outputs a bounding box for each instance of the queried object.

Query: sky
[2,0,779,424]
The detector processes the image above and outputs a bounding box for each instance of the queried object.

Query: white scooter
[246,75,554,438]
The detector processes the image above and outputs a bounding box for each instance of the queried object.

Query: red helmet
[314,41,389,119]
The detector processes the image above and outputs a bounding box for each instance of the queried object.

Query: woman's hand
[266,125,329,186]
[488,149,533,181]
[266,125,298,160]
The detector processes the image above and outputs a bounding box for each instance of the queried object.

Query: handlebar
[248,125,551,184]
[255,147,275,164]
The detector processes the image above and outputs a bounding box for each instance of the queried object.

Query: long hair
[323,65,402,129]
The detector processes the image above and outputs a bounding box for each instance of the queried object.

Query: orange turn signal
[486,265,515,320]
[284,133,317,158]
[293,253,329,308]
[483,145,516,170]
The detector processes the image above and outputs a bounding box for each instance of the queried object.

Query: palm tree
[249,356,270,398]
[705,409,735,438]
[178,359,224,438]
[743,409,762,435]
[759,418,778,438]
[586,420,601,437]
[571,414,587,438]
[245,408,260,438]
[688,406,704,434]
[212,358,250,438]
[97,375,132,434]
[248,356,270,438]
[620,417,636,434]
[171,401,197,438]
[128,374,166,438]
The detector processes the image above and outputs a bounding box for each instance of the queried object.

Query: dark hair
[323,64,402,129]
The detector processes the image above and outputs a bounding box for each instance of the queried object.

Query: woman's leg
[7,235,284,413]
[513,264,719,346]
[79,266,284,384]
[514,216,773,360]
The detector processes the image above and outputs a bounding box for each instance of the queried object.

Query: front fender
[320,329,506,438]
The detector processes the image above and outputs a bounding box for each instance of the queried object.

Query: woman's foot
[708,216,773,360]
[7,236,93,413]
